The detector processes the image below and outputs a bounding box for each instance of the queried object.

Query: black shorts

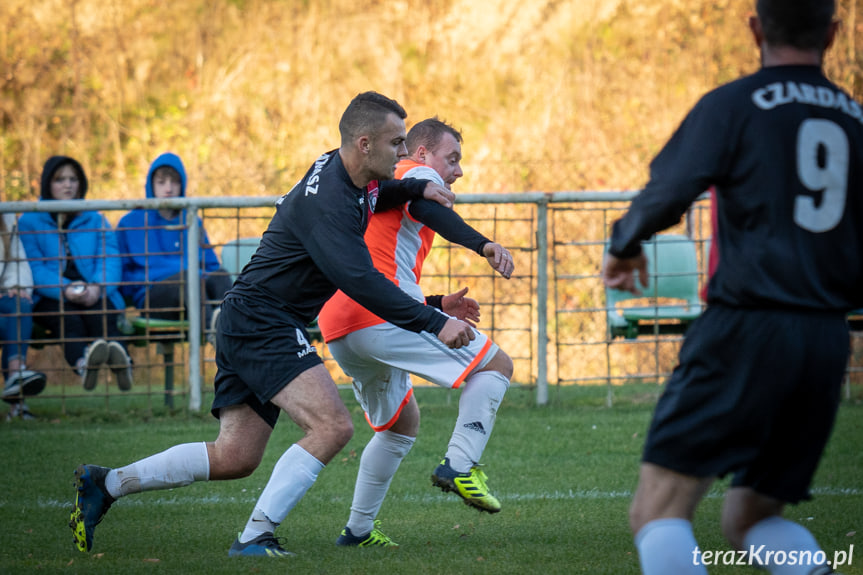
[210,296,323,428]
[642,304,848,503]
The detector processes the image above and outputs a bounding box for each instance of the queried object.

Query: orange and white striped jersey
[318,160,443,342]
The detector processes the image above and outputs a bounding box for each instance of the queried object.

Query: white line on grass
[22,486,862,510]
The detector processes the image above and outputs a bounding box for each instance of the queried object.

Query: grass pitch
[1,384,861,574]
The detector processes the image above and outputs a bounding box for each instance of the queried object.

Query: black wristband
[425,295,443,310]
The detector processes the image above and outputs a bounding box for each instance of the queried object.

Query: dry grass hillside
[1,0,861,200]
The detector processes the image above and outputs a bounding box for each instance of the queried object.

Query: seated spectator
[0,212,47,420]
[116,152,231,344]
[18,156,133,392]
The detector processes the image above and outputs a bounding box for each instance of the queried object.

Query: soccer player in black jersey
[69,92,477,557]
[602,2,862,574]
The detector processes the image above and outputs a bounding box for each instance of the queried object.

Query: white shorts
[327,322,498,431]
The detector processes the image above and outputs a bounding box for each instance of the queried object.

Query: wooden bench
[30,315,187,407]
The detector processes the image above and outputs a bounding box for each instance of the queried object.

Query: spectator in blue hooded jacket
[18,156,133,392]
[116,153,231,343]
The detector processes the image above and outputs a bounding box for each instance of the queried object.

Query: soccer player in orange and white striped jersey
[318,118,515,546]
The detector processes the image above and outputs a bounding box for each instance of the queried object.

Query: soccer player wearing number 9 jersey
[602,1,862,574]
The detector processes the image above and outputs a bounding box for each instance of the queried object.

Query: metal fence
[2,193,859,413]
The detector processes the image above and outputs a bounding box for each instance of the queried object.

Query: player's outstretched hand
[422,182,455,209]
[602,252,649,295]
[437,318,476,349]
[482,242,514,279]
[442,287,480,326]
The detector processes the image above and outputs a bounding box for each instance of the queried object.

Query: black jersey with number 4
[228,150,448,335]
[610,65,863,312]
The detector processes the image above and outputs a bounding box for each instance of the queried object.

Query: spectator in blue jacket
[116,153,231,343]
[18,156,133,392]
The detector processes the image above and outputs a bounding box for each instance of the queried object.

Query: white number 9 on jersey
[794,118,849,233]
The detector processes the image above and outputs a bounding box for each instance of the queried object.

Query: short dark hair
[756,0,836,51]
[152,166,181,182]
[406,117,463,156]
[339,91,407,143]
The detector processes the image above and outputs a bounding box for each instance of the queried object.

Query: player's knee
[628,480,672,535]
[212,444,263,479]
[484,349,514,380]
[337,418,354,448]
[389,402,420,436]
[629,498,648,535]
[720,507,767,550]
[721,517,746,550]
[326,414,354,449]
[231,457,262,479]
[721,488,784,550]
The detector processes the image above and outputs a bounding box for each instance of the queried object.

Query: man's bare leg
[630,462,714,574]
[722,487,831,574]
[236,365,353,550]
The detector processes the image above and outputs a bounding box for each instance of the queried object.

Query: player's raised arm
[376,178,454,212]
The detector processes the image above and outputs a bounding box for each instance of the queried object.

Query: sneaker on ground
[2,368,47,398]
[70,464,115,552]
[335,520,398,547]
[431,457,501,514]
[228,533,294,557]
[5,401,36,421]
[81,339,109,391]
[106,341,133,391]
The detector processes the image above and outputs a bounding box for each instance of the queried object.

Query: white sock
[105,442,210,498]
[743,516,828,574]
[446,370,509,472]
[239,444,324,543]
[635,518,707,575]
[346,430,415,536]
